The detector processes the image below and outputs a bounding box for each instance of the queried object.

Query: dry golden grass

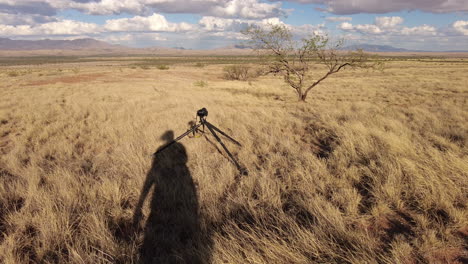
[0,59,467,263]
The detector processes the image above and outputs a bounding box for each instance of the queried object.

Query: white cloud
[39,20,99,35]
[198,16,283,32]
[339,22,353,30]
[0,0,57,16]
[453,20,468,35]
[401,25,437,36]
[375,16,404,28]
[293,23,326,36]
[279,0,468,14]
[339,22,383,34]
[0,13,56,25]
[206,31,250,40]
[339,16,438,36]
[209,0,286,19]
[355,24,382,34]
[0,19,99,35]
[6,0,286,19]
[100,33,167,46]
[325,16,352,22]
[66,0,149,15]
[104,13,194,32]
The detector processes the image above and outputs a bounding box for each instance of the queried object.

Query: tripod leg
[206,124,245,173]
[205,122,241,146]
[154,123,203,155]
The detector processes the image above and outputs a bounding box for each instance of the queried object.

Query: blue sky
[1,0,468,51]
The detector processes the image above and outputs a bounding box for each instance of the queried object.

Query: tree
[242,24,382,101]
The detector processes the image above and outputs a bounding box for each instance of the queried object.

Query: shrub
[250,67,266,78]
[140,65,151,70]
[8,71,19,77]
[193,80,208,87]
[194,62,205,68]
[223,65,250,81]
[157,65,169,70]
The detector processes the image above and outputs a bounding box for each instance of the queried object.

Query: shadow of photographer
[133,130,211,264]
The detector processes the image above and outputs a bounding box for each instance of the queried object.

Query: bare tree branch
[242,24,383,101]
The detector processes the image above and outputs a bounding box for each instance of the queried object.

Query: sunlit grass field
[0,57,467,263]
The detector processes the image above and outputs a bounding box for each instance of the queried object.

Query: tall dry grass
[0,59,467,263]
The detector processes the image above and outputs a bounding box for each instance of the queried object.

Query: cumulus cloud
[293,23,326,35]
[401,25,437,36]
[0,19,99,36]
[104,13,194,32]
[339,22,353,30]
[209,0,286,19]
[2,0,285,19]
[206,31,250,40]
[278,0,468,14]
[0,13,56,25]
[340,22,382,34]
[338,16,437,36]
[375,16,404,28]
[100,33,167,46]
[0,1,56,16]
[354,24,382,34]
[198,16,283,32]
[325,16,352,22]
[453,20,468,35]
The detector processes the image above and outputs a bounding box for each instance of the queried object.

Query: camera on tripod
[197,108,208,119]
[155,107,247,175]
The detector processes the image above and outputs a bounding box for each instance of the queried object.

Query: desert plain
[0,55,467,263]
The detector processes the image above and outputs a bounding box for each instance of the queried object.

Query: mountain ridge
[343,44,468,53]
[0,38,467,56]
[0,37,125,50]
[343,44,415,52]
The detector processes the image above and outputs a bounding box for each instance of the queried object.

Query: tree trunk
[299,93,307,101]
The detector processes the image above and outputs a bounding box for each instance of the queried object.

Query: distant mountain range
[343,44,414,52]
[0,38,466,56]
[0,37,124,50]
[343,44,468,53]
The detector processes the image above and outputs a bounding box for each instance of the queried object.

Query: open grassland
[0,58,467,263]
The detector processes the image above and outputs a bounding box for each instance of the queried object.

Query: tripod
[154,108,247,175]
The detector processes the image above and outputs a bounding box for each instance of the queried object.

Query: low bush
[193,80,208,87]
[223,65,250,81]
[8,71,19,77]
[157,65,170,70]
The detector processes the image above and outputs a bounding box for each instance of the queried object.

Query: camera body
[197,108,208,118]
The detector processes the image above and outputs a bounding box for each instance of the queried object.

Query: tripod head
[197,108,208,122]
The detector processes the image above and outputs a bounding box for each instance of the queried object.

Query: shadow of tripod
[154,108,248,175]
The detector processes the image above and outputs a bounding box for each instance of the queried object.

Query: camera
[197,108,208,118]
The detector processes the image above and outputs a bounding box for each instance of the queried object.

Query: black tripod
[154,108,247,175]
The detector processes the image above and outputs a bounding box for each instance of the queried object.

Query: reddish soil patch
[426,247,468,264]
[123,72,151,79]
[26,73,106,86]
[458,226,468,238]
[373,212,416,243]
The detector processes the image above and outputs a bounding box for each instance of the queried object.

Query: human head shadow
[133,130,212,263]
